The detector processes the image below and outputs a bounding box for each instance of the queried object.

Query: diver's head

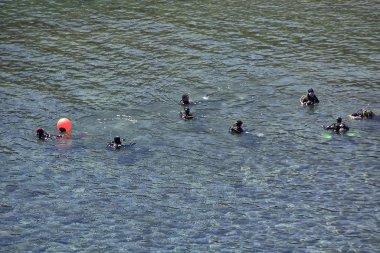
[181,94,190,104]
[36,128,45,138]
[236,120,243,127]
[336,117,342,123]
[114,136,122,145]
[59,127,66,133]
[185,107,190,115]
[308,88,315,97]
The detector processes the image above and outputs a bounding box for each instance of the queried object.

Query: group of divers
[36,89,376,149]
[179,90,375,134]
[299,88,375,133]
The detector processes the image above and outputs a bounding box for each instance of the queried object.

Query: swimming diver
[56,127,69,138]
[229,120,244,134]
[349,109,375,120]
[180,107,194,120]
[36,128,51,140]
[300,88,319,106]
[180,94,191,105]
[324,117,350,133]
[107,136,135,150]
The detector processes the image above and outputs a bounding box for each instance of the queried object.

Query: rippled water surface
[1,0,380,252]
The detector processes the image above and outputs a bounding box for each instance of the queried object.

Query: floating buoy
[57,118,72,132]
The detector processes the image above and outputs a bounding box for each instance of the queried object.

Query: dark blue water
[1,0,379,252]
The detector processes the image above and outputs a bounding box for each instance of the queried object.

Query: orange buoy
[57,118,72,132]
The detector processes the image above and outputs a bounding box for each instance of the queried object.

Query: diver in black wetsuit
[229,120,244,134]
[55,127,68,138]
[108,136,123,149]
[350,109,375,119]
[107,136,135,150]
[324,117,350,133]
[36,128,51,140]
[300,88,319,106]
[180,107,194,120]
[180,94,191,105]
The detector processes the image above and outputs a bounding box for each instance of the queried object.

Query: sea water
[1,0,379,252]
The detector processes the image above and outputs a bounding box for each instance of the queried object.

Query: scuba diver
[324,117,350,133]
[36,128,51,140]
[180,94,191,105]
[229,120,244,134]
[56,127,69,138]
[349,109,375,120]
[108,136,123,149]
[180,107,194,120]
[107,136,135,150]
[300,88,320,106]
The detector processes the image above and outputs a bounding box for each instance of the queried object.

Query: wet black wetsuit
[301,94,319,105]
[36,129,51,140]
[325,123,349,133]
[180,112,193,120]
[230,124,244,134]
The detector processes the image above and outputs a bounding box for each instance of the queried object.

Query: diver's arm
[301,96,308,104]
[229,126,238,133]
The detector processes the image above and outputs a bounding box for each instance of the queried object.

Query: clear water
[1,0,379,252]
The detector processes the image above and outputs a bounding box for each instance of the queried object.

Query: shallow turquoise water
[1,0,380,252]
